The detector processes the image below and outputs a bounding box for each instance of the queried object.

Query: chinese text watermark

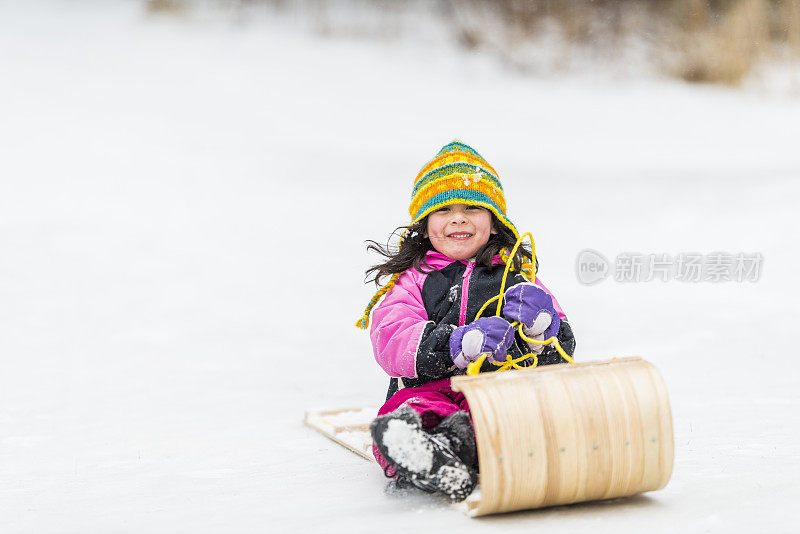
[576,249,763,285]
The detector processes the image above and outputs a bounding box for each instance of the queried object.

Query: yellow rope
[517,325,575,364]
[474,294,502,322]
[465,231,574,376]
[468,348,537,375]
[494,232,535,316]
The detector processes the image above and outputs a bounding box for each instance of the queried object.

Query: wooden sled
[305,357,674,517]
[453,357,673,516]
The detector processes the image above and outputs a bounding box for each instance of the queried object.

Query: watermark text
[576,250,763,285]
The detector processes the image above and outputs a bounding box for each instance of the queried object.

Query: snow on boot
[370,406,477,502]
[432,410,478,470]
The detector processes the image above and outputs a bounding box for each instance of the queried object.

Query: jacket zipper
[458,259,475,326]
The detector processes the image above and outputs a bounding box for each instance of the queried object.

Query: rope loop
[466,231,574,376]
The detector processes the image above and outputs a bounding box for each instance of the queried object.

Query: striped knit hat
[356,140,519,329]
[409,140,519,239]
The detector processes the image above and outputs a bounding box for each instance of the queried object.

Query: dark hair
[364,212,535,286]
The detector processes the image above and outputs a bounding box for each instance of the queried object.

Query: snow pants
[371,378,470,477]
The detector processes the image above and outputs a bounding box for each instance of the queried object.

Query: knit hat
[355,140,520,330]
[408,140,519,239]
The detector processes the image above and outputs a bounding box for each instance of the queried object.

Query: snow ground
[1,2,799,532]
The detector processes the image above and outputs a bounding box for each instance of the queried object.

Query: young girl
[356,141,576,501]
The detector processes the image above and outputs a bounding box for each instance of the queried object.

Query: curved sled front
[450,357,673,517]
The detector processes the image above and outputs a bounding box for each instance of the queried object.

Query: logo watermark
[576,250,763,285]
[575,249,611,285]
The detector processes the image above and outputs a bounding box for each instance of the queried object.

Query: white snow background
[1,2,799,532]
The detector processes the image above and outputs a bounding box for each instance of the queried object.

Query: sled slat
[304,406,379,462]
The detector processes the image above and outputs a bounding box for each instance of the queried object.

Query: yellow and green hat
[355,140,520,330]
[408,140,519,239]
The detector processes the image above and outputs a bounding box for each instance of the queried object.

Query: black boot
[432,411,478,470]
[370,406,478,502]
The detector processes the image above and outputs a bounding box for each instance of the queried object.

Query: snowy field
[1,2,799,532]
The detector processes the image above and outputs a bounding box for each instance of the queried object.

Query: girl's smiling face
[426,203,497,261]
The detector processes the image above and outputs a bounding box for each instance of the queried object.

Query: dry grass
[663,0,771,84]
[143,0,800,85]
[145,0,188,15]
[457,0,800,85]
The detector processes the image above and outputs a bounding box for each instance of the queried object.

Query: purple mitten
[502,283,561,340]
[449,316,515,368]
